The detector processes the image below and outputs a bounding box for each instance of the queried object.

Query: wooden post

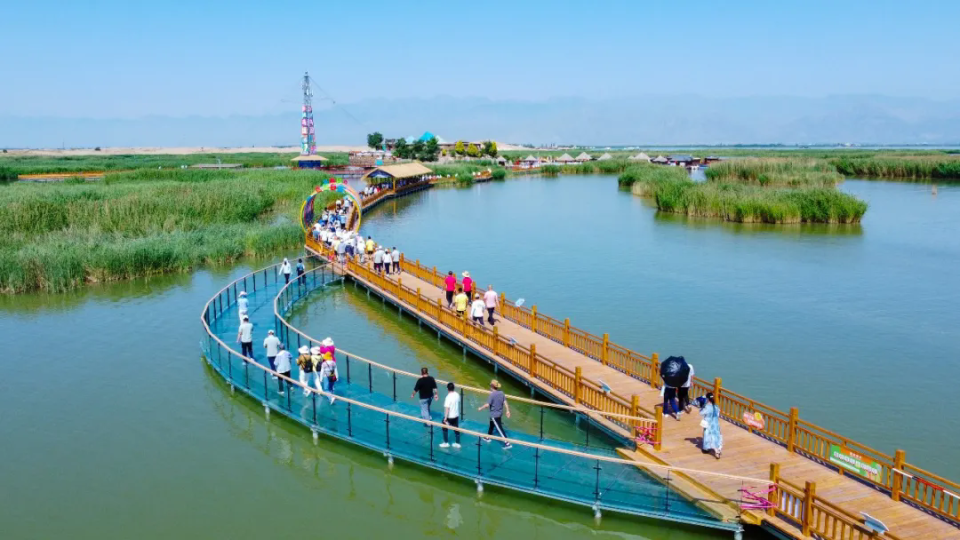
[399,253,405,271]
[492,325,499,357]
[601,333,610,365]
[892,449,906,501]
[436,298,442,321]
[529,344,537,378]
[396,276,402,297]
[713,377,722,399]
[630,395,640,428]
[416,287,421,311]
[654,405,663,451]
[768,463,781,517]
[563,318,570,347]
[787,407,798,453]
[531,305,538,331]
[802,481,816,536]
[574,367,583,404]
[651,353,660,389]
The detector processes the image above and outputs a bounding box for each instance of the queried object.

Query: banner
[829,445,882,482]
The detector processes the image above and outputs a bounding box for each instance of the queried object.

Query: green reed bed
[705,158,843,187]
[831,156,960,180]
[0,152,349,175]
[620,164,866,224]
[0,169,338,293]
[430,163,507,183]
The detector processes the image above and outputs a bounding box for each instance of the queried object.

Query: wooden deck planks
[326,250,959,539]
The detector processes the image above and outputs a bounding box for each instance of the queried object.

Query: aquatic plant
[0,169,338,293]
[831,156,960,179]
[705,158,843,187]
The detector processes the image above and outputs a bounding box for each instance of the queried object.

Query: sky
[1,1,958,146]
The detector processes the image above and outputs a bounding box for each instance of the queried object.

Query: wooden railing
[319,184,960,528]
[769,465,903,540]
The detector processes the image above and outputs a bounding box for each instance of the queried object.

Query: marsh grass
[831,156,960,179]
[705,158,843,187]
[0,169,338,293]
[620,164,866,224]
[0,152,349,175]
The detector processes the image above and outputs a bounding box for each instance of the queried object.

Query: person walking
[679,362,695,413]
[411,367,439,421]
[296,258,306,285]
[482,285,499,325]
[365,236,375,257]
[478,380,512,449]
[237,316,254,360]
[662,385,681,421]
[444,271,457,308]
[440,382,461,449]
[319,337,336,362]
[262,329,281,374]
[373,246,384,274]
[237,290,249,314]
[391,247,400,274]
[461,271,474,300]
[382,248,393,276]
[310,346,324,392]
[470,293,486,326]
[296,346,314,397]
[274,343,292,395]
[356,235,365,262]
[454,287,469,318]
[699,392,723,459]
[318,352,338,404]
[279,258,292,284]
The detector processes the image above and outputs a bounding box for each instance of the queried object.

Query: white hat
[310,346,322,355]
[322,337,333,347]
[462,271,470,277]
[298,346,310,354]
[268,329,275,334]
[239,291,247,296]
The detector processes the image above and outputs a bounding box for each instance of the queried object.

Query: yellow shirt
[365,239,375,252]
[454,293,469,312]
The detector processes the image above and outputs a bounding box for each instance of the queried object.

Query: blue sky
[1,0,957,120]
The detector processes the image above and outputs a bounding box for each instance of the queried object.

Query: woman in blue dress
[699,392,723,459]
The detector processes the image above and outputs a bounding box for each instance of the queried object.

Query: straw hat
[298,346,310,354]
[321,337,334,347]
[239,291,247,297]
[490,379,501,389]
[462,271,470,277]
[310,346,322,355]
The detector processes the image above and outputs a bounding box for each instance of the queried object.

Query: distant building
[291,155,328,169]
[651,155,669,164]
[362,162,434,190]
[574,152,593,163]
[667,154,696,167]
[555,153,577,164]
[629,152,651,162]
[597,152,614,161]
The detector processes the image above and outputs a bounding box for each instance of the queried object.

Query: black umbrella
[660,356,690,388]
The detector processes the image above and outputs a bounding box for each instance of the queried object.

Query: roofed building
[362,162,433,190]
[574,152,593,163]
[629,152,651,162]
[291,155,329,169]
[555,153,577,164]
[596,153,614,161]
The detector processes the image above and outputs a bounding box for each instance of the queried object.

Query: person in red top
[444,271,457,308]
[462,271,473,300]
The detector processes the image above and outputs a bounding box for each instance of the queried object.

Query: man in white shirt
[237,291,249,313]
[483,286,499,325]
[373,247,384,274]
[391,247,400,274]
[440,382,461,448]
[263,329,281,375]
[237,316,254,360]
[470,293,486,326]
[273,343,292,395]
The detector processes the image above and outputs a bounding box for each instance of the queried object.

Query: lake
[1,174,956,539]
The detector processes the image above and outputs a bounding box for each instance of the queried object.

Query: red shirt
[463,277,473,292]
[445,275,457,292]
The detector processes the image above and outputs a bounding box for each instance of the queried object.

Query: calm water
[360,176,960,477]
[1,174,956,539]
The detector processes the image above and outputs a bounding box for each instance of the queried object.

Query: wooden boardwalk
[306,181,960,539]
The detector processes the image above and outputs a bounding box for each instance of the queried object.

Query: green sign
[828,445,882,482]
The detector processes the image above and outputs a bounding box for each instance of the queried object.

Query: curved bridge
[200,263,761,534]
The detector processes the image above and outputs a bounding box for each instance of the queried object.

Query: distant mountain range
[3,95,959,149]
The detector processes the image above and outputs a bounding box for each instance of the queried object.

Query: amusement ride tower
[300,72,316,155]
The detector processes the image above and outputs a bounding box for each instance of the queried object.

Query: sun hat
[322,337,333,347]
[490,379,501,389]
[298,346,310,354]
[462,271,470,277]
[310,346,322,355]
[239,291,247,296]
[267,329,275,334]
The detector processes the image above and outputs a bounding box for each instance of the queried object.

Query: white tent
[574,152,593,162]
[555,153,576,163]
[596,153,614,161]
[629,152,651,162]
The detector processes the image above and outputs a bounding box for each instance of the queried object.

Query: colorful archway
[300,177,363,232]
